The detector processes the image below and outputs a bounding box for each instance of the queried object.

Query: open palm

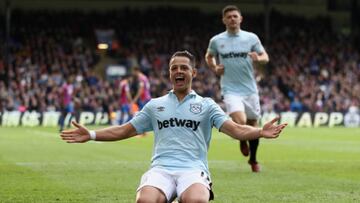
[60,121,91,143]
[261,117,287,138]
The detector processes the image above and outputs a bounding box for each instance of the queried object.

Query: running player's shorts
[223,93,261,120]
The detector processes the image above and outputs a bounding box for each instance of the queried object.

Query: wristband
[89,130,96,140]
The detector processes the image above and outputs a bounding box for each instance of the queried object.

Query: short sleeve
[251,34,265,53]
[130,101,153,133]
[206,98,229,129]
[207,37,218,56]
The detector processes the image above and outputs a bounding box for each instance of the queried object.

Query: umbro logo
[157,106,165,112]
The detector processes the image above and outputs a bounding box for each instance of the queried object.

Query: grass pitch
[0,126,359,202]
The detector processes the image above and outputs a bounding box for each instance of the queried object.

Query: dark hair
[222,5,241,17]
[170,50,196,68]
[132,66,140,71]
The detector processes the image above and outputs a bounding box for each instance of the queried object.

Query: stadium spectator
[0,8,359,127]
[290,96,304,112]
[60,50,287,203]
[205,5,269,172]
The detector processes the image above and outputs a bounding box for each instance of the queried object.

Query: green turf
[0,127,359,202]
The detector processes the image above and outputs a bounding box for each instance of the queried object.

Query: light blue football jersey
[130,90,229,175]
[207,30,265,96]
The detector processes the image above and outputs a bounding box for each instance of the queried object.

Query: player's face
[169,56,196,93]
[223,10,242,30]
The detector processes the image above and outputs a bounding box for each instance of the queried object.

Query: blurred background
[0,0,359,128]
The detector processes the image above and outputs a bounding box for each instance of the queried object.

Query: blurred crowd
[260,14,360,113]
[0,8,359,122]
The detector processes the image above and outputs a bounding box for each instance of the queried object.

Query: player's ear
[192,68,197,78]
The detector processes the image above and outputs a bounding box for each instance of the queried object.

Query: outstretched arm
[220,117,287,140]
[60,121,138,143]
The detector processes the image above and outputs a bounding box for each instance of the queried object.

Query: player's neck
[227,27,240,35]
[173,89,191,102]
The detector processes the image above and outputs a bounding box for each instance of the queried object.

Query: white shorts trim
[137,168,212,202]
[223,93,261,120]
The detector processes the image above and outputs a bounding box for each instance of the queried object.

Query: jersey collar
[226,29,241,37]
[169,89,197,99]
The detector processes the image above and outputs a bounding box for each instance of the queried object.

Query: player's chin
[173,86,189,94]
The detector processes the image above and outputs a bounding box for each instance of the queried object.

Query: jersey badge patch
[190,103,202,114]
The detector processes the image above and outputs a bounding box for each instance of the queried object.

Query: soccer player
[118,74,133,124]
[205,5,269,172]
[59,77,74,132]
[60,50,286,203]
[131,66,151,110]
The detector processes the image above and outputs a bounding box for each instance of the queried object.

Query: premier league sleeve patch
[190,103,202,114]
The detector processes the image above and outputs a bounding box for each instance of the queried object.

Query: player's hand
[248,52,260,62]
[260,117,287,138]
[60,121,91,143]
[214,64,224,76]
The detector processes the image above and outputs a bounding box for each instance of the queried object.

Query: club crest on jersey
[190,103,202,114]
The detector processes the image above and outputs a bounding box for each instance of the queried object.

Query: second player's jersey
[207,30,265,96]
[130,90,228,175]
[119,79,130,104]
[139,74,151,102]
[61,83,73,106]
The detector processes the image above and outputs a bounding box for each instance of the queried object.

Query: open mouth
[175,76,185,86]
